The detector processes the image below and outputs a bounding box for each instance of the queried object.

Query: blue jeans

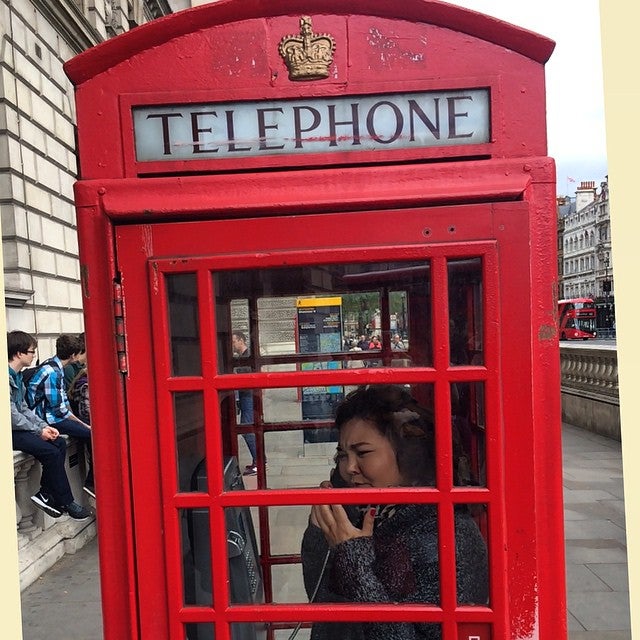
[238,391,259,464]
[53,417,93,487]
[12,430,74,506]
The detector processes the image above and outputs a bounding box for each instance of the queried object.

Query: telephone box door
[114,200,548,640]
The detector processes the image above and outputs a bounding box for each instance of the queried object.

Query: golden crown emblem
[278,16,336,81]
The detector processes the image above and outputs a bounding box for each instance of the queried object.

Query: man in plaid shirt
[27,334,95,498]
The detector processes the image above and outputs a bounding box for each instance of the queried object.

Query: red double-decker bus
[558,298,597,340]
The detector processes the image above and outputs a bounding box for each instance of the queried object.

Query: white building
[560,178,614,329]
[1,0,172,356]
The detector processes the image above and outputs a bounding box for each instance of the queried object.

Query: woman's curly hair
[334,385,436,486]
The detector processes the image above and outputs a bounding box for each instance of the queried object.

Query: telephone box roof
[65,0,555,85]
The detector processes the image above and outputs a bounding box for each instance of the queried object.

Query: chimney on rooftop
[575,180,597,212]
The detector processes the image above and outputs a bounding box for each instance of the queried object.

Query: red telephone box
[65,2,564,639]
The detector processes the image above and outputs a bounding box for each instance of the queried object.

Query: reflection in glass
[448,258,483,365]
[174,392,206,493]
[456,504,490,606]
[451,382,486,487]
[215,260,432,370]
[167,273,201,376]
[181,507,212,606]
[185,623,214,640]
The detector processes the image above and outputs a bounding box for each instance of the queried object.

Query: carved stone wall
[13,438,96,591]
[1,0,172,353]
[560,345,620,440]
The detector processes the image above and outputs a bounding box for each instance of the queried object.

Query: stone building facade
[1,0,172,357]
[1,0,174,591]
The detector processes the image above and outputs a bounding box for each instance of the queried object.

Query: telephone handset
[329,462,350,488]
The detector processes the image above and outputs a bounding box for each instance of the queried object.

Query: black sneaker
[31,491,63,518]
[83,484,96,499]
[61,501,92,520]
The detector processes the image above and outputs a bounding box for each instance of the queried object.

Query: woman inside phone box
[301,384,488,640]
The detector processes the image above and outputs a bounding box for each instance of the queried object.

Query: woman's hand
[310,480,333,527]
[312,504,375,547]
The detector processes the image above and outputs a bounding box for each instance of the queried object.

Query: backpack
[21,364,41,387]
[68,367,90,422]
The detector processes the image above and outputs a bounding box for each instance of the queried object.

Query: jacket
[9,367,48,436]
[301,503,488,640]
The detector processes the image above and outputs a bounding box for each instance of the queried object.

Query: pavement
[19,422,630,639]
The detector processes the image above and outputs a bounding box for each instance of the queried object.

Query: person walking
[231,331,261,476]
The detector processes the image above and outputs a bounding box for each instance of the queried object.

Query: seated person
[63,332,86,392]
[27,334,95,498]
[8,331,91,520]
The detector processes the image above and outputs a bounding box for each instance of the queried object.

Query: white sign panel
[133,89,490,162]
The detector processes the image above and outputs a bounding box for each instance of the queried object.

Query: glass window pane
[273,627,311,640]
[268,622,442,639]
[184,623,214,640]
[448,258,483,366]
[225,506,264,605]
[456,503,490,606]
[181,507,212,606]
[215,261,433,371]
[174,392,206,493]
[167,273,201,376]
[452,382,486,487]
[219,384,437,491]
[228,623,269,639]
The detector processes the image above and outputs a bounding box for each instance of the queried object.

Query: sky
[447,0,607,196]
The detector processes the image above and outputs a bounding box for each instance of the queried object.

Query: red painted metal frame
[75,156,565,639]
[144,227,507,639]
[110,198,555,639]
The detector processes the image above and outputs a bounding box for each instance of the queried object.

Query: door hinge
[113,280,128,374]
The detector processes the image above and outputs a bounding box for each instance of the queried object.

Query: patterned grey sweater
[301,504,488,640]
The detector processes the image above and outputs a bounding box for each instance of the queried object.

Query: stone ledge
[560,345,620,440]
[13,437,96,591]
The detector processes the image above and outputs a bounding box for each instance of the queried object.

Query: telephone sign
[132,89,491,162]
